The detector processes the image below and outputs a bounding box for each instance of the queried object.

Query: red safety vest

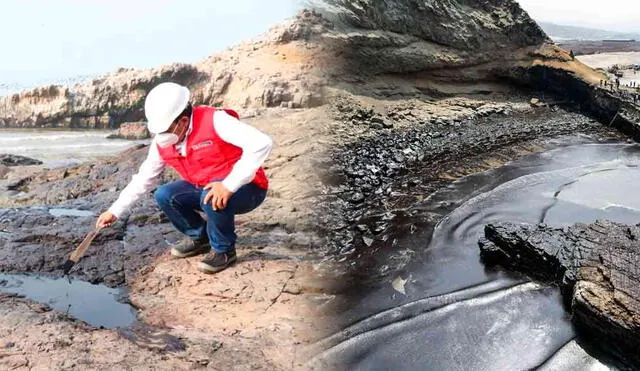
[156,106,269,189]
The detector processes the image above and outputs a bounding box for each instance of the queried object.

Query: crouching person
[96,82,272,274]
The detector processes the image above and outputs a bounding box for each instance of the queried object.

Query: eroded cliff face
[0,10,331,129]
[310,0,640,134]
[324,0,547,49]
[0,1,622,130]
[0,65,204,128]
[313,0,549,75]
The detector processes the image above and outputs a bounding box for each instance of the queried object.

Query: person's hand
[96,211,117,228]
[203,182,233,210]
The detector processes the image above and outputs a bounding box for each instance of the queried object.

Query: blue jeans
[154,180,267,253]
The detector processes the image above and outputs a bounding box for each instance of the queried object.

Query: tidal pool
[0,273,137,329]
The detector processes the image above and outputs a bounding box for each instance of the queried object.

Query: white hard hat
[144,82,190,134]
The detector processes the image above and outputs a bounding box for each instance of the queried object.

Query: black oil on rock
[480,220,640,367]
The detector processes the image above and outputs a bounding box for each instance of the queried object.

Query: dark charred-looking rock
[0,154,42,166]
[321,100,608,258]
[314,0,640,143]
[480,221,640,367]
[499,64,640,142]
[0,206,171,287]
[0,144,181,286]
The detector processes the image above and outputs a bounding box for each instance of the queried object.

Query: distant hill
[539,22,640,41]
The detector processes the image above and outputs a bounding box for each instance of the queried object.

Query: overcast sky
[1,0,638,86]
[0,0,300,85]
[518,0,640,32]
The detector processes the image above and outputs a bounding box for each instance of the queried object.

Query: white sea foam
[6,142,132,152]
[0,130,147,165]
[0,132,108,142]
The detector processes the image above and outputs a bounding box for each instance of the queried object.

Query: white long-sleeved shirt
[108,110,272,218]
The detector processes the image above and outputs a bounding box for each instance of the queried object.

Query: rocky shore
[2,1,640,369]
[0,107,333,369]
[320,99,620,278]
[480,221,640,367]
[307,1,640,366]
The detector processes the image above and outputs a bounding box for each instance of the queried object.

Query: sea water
[0,129,149,167]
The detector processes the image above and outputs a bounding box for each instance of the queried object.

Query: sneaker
[170,237,210,258]
[197,251,237,274]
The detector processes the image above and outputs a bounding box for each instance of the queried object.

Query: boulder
[0,154,42,166]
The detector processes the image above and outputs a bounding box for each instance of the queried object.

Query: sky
[0,0,301,85]
[518,0,640,33]
[0,0,638,86]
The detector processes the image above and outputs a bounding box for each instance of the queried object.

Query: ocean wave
[0,132,110,142]
[5,142,136,152]
[0,130,146,163]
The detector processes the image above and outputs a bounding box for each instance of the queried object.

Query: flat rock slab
[0,154,42,166]
[0,207,171,287]
[479,220,640,367]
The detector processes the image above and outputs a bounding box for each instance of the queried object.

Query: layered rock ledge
[480,221,640,366]
[313,0,640,139]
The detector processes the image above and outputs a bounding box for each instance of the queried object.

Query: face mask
[155,133,180,148]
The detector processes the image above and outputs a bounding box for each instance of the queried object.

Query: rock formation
[107,122,150,140]
[0,154,42,166]
[0,10,330,129]
[2,2,640,369]
[316,0,549,74]
[480,221,640,367]
[311,0,640,137]
[2,1,636,133]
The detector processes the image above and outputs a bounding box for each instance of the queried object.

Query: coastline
[1,4,640,370]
